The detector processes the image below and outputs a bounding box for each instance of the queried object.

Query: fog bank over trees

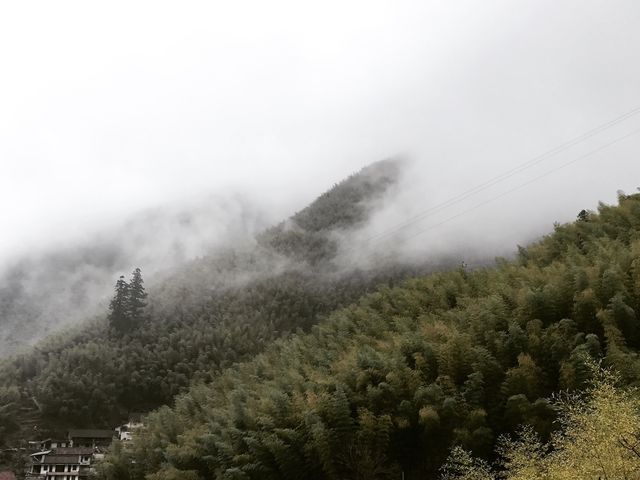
[0,192,277,357]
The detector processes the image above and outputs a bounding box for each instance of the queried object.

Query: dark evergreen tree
[128,267,147,324]
[108,275,130,333]
[577,209,590,222]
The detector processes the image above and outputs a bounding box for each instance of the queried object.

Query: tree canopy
[441,365,640,480]
[2,174,640,478]
[0,160,409,445]
[96,192,640,479]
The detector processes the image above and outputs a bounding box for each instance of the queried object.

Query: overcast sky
[2,0,640,262]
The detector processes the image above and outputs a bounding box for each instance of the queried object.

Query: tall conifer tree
[128,267,147,324]
[108,275,130,333]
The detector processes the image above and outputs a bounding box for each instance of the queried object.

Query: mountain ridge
[96,191,640,479]
[0,158,430,453]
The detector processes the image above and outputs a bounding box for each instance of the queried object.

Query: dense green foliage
[0,160,415,445]
[97,192,640,479]
[441,366,640,480]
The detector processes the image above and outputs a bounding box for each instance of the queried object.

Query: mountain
[1,158,445,453]
[96,191,640,479]
[257,158,399,265]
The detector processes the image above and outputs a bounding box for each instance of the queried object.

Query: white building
[27,447,95,480]
[115,413,143,441]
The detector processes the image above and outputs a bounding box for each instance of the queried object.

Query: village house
[26,446,97,480]
[25,430,115,480]
[67,430,115,448]
[23,420,142,479]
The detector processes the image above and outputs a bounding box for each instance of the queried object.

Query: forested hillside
[1,159,438,452]
[96,191,640,479]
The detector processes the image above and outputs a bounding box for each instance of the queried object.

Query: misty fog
[2,1,640,259]
[0,192,281,356]
[2,1,640,354]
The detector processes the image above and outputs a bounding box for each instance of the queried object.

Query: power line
[362,106,640,245]
[370,127,640,255]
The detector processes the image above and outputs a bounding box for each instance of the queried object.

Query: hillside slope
[97,192,640,480]
[1,159,439,451]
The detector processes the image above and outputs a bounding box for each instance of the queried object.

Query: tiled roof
[0,472,17,480]
[53,447,94,455]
